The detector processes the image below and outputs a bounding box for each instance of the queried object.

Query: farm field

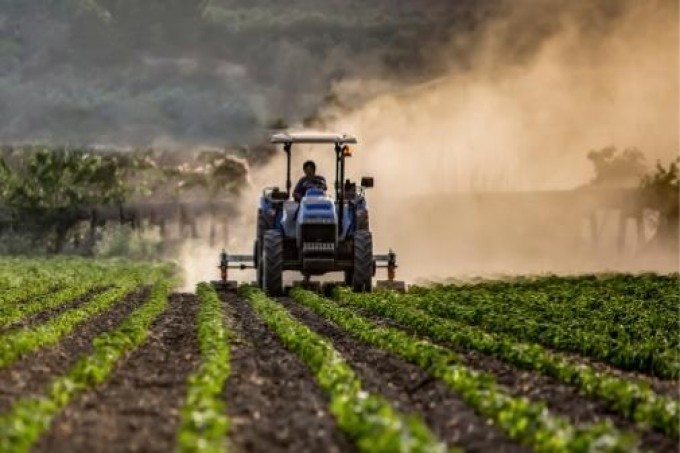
[0,258,677,452]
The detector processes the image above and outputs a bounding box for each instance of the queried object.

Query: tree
[640,158,679,249]
[0,146,129,252]
[587,146,647,188]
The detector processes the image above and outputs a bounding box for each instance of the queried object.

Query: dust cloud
[328,0,678,193]
[237,0,679,283]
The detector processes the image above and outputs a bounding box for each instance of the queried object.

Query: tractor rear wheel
[262,230,283,296]
[351,231,373,293]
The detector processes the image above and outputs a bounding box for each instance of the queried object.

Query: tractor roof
[271,132,358,145]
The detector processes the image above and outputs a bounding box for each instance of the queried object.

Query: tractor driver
[293,160,327,201]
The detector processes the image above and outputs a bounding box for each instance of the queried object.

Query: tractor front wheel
[262,230,283,296]
[351,231,373,293]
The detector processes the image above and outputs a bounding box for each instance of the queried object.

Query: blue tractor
[218,132,402,295]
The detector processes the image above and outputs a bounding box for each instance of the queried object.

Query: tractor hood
[298,193,337,225]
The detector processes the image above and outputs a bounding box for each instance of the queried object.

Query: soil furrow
[349,306,678,453]
[0,287,106,335]
[33,293,200,453]
[0,288,148,414]
[279,298,529,453]
[222,293,355,453]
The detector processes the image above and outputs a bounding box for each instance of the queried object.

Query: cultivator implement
[213,251,253,290]
[214,249,405,293]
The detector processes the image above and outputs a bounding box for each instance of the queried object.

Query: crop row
[0,259,152,306]
[0,282,96,328]
[413,274,678,336]
[335,288,679,440]
[0,263,144,328]
[0,265,169,370]
[0,257,81,290]
[177,283,231,453]
[408,277,679,379]
[0,280,171,452]
[414,274,678,314]
[0,259,92,307]
[291,288,639,453]
[241,286,451,453]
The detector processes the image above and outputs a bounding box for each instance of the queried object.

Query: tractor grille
[300,224,336,258]
[303,242,334,252]
[300,224,336,243]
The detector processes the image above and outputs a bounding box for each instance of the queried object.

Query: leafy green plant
[0,257,106,303]
[242,286,451,453]
[0,261,73,306]
[336,288,679,439]
[291,288,639,453]
[0,280,171,453]
[410,274,679,378]
[0,266,164,369]
[177,283,231,453]
[0,259,158,326]
[0,280,100,328]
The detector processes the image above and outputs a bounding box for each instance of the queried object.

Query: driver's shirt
[293,175,327,200]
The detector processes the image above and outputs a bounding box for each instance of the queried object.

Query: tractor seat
[281,201,299,238]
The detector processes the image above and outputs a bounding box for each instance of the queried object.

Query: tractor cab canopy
[271,132,357,145]
[269,132,361,203]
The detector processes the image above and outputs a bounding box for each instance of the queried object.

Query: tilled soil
[351,307,678,453]
[34,293,200,453]
[1,286,675,453]
[279,298,529,453]
[0,287,106,335]
[222,293,355,453]
[0,288,149,414]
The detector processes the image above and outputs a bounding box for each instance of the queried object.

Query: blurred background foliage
[0,0,492,146]
[0,145,250,252]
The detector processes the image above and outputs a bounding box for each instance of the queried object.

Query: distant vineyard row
[0,145,258,253]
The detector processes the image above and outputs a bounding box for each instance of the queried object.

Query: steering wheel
[309,176,326,189]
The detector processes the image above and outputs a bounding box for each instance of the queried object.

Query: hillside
[0,0,492,146]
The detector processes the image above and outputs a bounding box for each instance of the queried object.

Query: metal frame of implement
[218,250,401,287]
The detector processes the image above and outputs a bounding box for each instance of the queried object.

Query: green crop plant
[292,288,639,453]
[0,263,144,328]
[0,280,171,453]
[177,283,231,453]
[336,288,679,440]
[0,264,167,369]
[410,275,680,379]
[241,286,452,453]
